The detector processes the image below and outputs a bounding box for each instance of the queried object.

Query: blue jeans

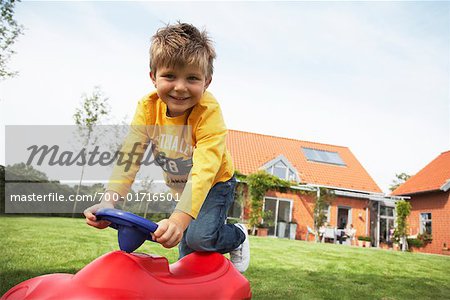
[178,176,245,259]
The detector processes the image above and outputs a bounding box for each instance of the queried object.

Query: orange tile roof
[226,130,382,193]
[392,150,450,195]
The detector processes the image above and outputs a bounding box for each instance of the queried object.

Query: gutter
[440,179,450,192]
[332,190,408,203]
[289,185,317,192]
[307,184,408,202]
[307,183,384,196]
[237,178,406,201]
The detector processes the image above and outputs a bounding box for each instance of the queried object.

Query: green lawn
[1,216,450,299]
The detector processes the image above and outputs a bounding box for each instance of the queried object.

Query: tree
[393,200,411,251]
[313,187,334,241]
[389,173,411,192]
[5,162,48,181]
[72,87,110,216]
[1,0,24,80]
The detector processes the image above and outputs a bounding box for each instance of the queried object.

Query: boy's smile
[151,65,211,117]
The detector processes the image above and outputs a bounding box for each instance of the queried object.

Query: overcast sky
[1,1,449,193]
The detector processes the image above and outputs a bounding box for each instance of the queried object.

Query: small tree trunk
[72,133,91,217]
[72,164,86,217]
[401,236,408,252]
[144,200,150,219]
[314,226,319,243]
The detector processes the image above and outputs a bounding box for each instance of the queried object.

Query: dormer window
[261,155,300,182]
[271,161,288,179]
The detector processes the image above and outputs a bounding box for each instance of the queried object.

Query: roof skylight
[302,147,346,166]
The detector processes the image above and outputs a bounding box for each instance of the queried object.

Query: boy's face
[150,64,211,117]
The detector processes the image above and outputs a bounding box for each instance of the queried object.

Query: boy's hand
[152,211,192,248]
[83,191,119,229]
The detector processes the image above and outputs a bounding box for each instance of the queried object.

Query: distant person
[345,224,357,245]
[319,222,328,242]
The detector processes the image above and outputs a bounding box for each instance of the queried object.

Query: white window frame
[419,212,432,235]
[262,196,293,237]
[379,205,395,243]
[322,204,331,223]
[260,155,300,182]
[336,205,352,229]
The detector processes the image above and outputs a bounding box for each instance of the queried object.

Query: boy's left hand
[152,211,192,248]
[152,219,183,248]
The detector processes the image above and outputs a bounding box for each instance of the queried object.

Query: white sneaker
[230,223,250,273]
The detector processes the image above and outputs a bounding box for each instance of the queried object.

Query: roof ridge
[228,129,349,149]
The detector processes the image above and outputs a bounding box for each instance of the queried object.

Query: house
[226,129,401,247]
[392,151,450,255]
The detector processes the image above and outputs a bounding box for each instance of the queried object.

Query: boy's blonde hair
[150,22,216,78]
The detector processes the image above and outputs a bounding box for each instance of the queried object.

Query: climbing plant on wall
[246,171,292,235]
[313,187,335,231]
[393,199,411,251]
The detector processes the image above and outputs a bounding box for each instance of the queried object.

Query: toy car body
[2,209,251,299]
[2,250,251,299]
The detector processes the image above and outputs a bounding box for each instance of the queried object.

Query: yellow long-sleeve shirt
[107,90,234,218]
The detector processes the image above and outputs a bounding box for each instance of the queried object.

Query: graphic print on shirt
[153,132,193,176]
[148,125,194,193]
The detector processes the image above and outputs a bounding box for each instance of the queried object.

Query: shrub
[407,238,425,248]
[358,236,371,242]
[408,233,433,249]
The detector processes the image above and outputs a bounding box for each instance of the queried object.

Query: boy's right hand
[83,191,119,229]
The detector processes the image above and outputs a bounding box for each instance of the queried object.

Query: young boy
[83,22,250,272]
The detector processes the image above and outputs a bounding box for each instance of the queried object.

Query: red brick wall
[240,187,449,254]
[327,197,369,240]
[407,191,450,255]
[258,190,369,241]
[266,190,314,240]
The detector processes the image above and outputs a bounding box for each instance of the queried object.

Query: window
[228,196,242,219]
[288,169,296,181]
[273,161,287,179]
[380,206,394,217]
[302,147,346,166]
[420,213,432,235]
[263,155,299,182]
[323,204,330,223]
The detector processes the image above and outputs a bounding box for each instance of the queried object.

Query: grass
[1,216,450,299]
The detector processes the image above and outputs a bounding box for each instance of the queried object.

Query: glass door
[379,218,395,243]
[277,200,291,238]
[379,205,395,244]
[263,198,292,237]
[337,207,350,229]
[263,198,277,236]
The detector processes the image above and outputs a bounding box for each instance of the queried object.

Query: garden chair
[322,228,337,243]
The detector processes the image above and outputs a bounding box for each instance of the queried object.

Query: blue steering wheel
[96,208,159,253]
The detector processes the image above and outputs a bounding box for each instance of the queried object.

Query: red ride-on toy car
[2,208,252,300]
